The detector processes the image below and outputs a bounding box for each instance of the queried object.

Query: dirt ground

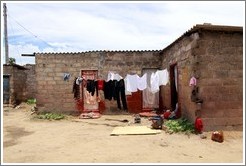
[2,103,244,164]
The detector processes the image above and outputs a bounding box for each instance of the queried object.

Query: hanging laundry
[143,87,159,108]
[107,72,123,81]
[137,73,147,91]
[115,79,128,110]
[86,79,98,96]
[125,74,139,92]
[103,81,110,100]
[104,80,117,100]
[142,69,159,109]
[156,69,169,86]
[97,79,105,90]
[76,77,83,85]
[150,72,160,93]
[64,73,71,81]
[72,77,80,99]
[189,76,197,86]
[124,78,132,95]
[107,72,114,82]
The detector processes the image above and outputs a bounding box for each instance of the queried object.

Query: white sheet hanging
[150,72,160,93]
[125,74,139,92]
[157,69,169,86]
[124,78,132,95]
[137,73,147,91]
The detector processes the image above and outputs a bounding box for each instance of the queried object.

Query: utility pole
[3,3,9,64]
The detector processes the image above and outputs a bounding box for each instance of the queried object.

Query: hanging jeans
[115,79,128,110]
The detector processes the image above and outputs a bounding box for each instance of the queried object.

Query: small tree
[8,57,16,65]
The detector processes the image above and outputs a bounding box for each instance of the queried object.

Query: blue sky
[1,1,245,65]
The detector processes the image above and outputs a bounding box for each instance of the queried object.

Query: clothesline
[76,69,169,94]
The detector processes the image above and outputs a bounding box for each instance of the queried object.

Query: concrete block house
[3,64,36,105]
[23,24,243,131]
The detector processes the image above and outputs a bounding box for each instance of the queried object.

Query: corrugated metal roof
[27,49,162,56]
[160,24,243,54]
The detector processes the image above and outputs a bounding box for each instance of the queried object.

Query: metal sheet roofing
[22,50,162,56]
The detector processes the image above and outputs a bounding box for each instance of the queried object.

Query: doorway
[81,70,98,112]
[3,75,10,104]
[170,64,179,112]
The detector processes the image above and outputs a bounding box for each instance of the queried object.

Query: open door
[81,70,98,112]
[170,64,180,117]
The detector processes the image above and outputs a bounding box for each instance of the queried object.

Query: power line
[8,14,53,48]
[9,17,23,64]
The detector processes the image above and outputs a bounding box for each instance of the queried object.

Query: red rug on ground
[139,112,158,117]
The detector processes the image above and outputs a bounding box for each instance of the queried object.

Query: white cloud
[1,1,244,65]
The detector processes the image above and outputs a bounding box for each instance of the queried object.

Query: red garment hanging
[97,79,104,90]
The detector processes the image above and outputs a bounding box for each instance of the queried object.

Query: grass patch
[164,118,195,134]
[26,98,36,105]
[34,112,65,120]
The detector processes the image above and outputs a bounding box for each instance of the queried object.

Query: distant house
[3,64,36,106]
[21,24,242,131]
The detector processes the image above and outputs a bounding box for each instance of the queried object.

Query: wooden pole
[3,3,9,64]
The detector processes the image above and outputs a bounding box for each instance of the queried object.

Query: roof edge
[3,64,29,70]
[160,24,243,54]
[24,50,162,56]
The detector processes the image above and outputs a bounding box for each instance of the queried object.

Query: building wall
[24,64,37,99]
[35,51,161,114]
[34,26,243,131]
[196,30,243,131]
[160,30,243,131]
[160,32,199,122]
[3,65,27,105]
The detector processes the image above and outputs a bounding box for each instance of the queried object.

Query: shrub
[35,112,65,120]
[26,98,36,104]
[164,118,195,134]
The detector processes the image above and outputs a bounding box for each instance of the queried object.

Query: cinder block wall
[160,32,199,123]
[35,51,161,114]
[161,30,243,131]
[197,31,243,131]
[3,65,27,105]
[24,64,36,99]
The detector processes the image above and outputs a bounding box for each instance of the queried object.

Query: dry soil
[2,103,244,164]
